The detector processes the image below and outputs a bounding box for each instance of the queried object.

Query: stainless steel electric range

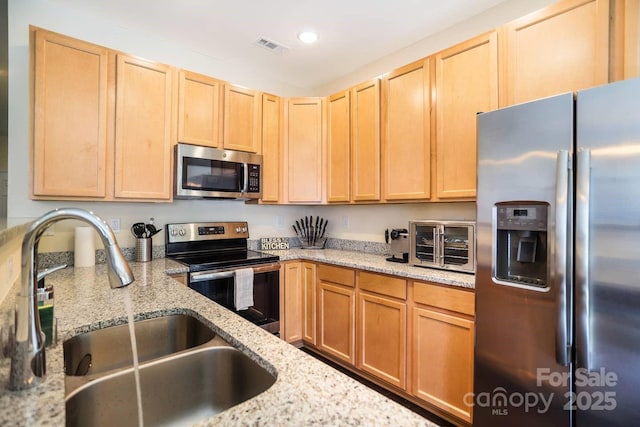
[165,221,281,335]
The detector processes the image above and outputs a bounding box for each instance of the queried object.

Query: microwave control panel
[248,164,260,193]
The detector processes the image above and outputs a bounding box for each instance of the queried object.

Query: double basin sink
[63,313,276,426]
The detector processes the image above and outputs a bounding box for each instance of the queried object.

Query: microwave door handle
[242,163,249,193]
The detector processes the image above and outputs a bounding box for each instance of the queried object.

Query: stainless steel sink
[65,346,276,427]
[63,313,216,378]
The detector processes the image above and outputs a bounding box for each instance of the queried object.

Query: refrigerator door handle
[576,147,592,370]
[555,149,570,366]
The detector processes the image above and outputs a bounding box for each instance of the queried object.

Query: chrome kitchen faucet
[8,208,134,390]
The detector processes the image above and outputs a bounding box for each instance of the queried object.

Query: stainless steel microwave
[175,143,262,200]
[409,220,476,274]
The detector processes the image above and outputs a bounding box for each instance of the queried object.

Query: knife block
[297,236,327,249]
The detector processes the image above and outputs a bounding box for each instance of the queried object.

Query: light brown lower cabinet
[356,272,407,390]
[317,265,356,365]
[282,263,475,426]
[410,281,475,424]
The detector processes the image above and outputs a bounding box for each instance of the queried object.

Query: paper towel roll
[74,226,95,267]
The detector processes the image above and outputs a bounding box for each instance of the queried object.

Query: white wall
[7,0,552,252]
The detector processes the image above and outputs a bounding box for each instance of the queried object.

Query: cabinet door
[317,265,356,365]
[357,291,407,389]
[302,262,317,345]
[261,93,281,202]
[435,31,498,200]
[32,29,111,198]
[326,90,351,203]
[177,70,223,147]
[114,54,174,200]
[411,306,474,424]
[223,84,260,152]
[351,79,381,202]
[281,262,303,343]
[285,98,324,203]
[382,59,431,201]
[500,0,610,106]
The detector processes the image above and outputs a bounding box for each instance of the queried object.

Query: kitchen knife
[321,220,328,238]
[314,216,320,246]
[296,220,305,239]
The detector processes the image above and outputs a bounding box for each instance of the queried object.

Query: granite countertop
[266,248,475,289]
[0,259,439,427]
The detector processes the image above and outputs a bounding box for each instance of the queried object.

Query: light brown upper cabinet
[434,31,498,200]
[284,98,324,204]
[611,0,640,80]
[260,93,281,203]
[351,79,381,202]
[326,90,351,203]
[500,0,610,106]
[223,84,260,152]
[32,28,111,199]
[177,70,223,148]
[114,54,174,200]
[382,58,431,201]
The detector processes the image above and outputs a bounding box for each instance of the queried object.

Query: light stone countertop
[266,248,476,289]
[0,258,440,427]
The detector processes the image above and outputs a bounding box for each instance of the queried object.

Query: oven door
[188,262,280,335]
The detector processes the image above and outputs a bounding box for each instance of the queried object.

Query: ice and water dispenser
[494,203,548,288]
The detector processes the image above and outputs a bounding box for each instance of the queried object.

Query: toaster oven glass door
[414,224,437,263]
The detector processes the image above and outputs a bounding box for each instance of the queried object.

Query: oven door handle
[190,262,281,283]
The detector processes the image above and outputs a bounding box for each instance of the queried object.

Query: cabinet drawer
[358,271,406,300]
[412,281,474,316]
[318,264,355,288]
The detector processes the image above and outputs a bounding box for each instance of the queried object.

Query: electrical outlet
[341,215,350,230]
[108,218,121,233]
[275,215,285,228]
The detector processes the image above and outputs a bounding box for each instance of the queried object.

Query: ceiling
[51,0,508,91]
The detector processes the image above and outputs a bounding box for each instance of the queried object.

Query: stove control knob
[241,227,247,233]
[170,228,177,236]
[179,228,186,236]
[235,227,241,233]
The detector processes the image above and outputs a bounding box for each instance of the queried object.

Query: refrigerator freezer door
[475,93,574,426]
[575,78,640,426]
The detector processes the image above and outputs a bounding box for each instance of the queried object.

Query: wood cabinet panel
[302,262,318,345]
[281,262,303,343]
[435,31,498,200]
[32,29,111,198]
[177,70,223,147]
[358,271,406,300]
[413,281,475,316]
[318,264,355,287]
[326,90,351,202]
[318,281,356,365]
[357,290,407,389]
[114,54,173,200]
[382,59,431,201]
[411,306,474,423]
[500,0,610,106]
[261,93,281,202]
[351,79,381,202]
[223,84,260,152]
[285,98,324,203]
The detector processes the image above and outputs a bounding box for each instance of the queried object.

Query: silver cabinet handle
[575,147,591,370]
[554,150,570,365]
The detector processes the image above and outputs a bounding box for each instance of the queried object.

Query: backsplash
[37,238,391,269]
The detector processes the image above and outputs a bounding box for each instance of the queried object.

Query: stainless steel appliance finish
[385,228,409,263]
[165,221,280,334]
[174,143,262,200]
[409,220,475,273]
[475,78,640,426]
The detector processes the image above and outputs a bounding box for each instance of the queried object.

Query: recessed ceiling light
[298,31,319,44]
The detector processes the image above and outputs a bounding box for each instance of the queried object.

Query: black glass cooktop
[170,249,279,272]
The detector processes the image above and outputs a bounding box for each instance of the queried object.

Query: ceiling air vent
[253,37,289,54]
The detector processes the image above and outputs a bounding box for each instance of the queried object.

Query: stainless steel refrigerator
[474,77,640,426]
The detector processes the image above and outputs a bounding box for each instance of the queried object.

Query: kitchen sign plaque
[260,237,290,250]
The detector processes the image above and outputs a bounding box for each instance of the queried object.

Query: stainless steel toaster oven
[409,220,475,274]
